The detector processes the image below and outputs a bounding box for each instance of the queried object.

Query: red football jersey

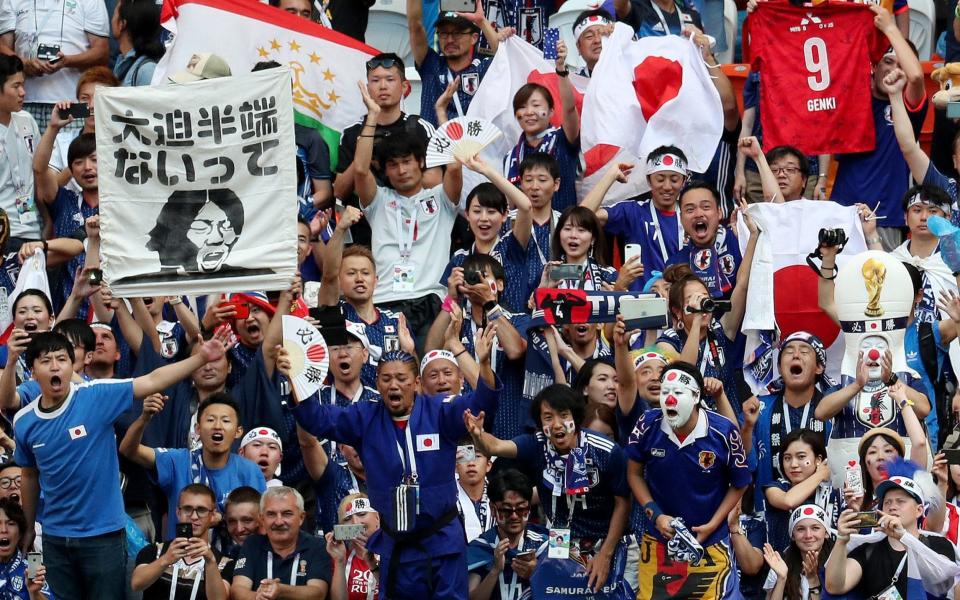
[749,2,888,155]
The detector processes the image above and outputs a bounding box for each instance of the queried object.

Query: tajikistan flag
[154,0,378,165]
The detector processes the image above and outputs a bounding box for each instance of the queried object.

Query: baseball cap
[169,53,232,84]
[875,475,925,505]
[240,427,283,452]
[437,12,479,33]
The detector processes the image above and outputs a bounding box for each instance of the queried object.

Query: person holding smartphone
[325,494,381,600]
[132,483,233,600]
[0,497,50,599]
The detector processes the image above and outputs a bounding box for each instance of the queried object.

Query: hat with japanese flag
[833,251,917,379]
[875,475,925,505]
[240,426,283,452]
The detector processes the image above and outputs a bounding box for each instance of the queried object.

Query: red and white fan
[425,117,502,168]
[281,315,329,401]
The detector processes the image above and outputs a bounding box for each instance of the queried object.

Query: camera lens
[699,298,715,312]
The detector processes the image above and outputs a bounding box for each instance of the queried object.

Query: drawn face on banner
[659,369,700,429]
[146,188,245,274]
[859,335,889,381]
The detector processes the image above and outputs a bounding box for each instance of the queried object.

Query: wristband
[486,306,504,321]
[643,501,663,523]
[898,396,914,410]
[41,240,48,253]
[441,294,455,313]
[454,348,468,358]
[556,68,569,77]
[168,297,182,306]
[865,236,881,245]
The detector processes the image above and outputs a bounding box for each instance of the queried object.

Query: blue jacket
[294,376,501,562]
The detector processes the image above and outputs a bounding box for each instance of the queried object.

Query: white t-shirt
[3,0,109,103]
[0,111,42,238]
[48,127,79,192]
[363,184,457,304]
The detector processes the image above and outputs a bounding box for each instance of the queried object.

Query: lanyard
[395,419,419,483]
[393,201,417,262]
[170,558,204,600]
[530,211,558,266]
[446,68,465,118]
[344,551,378,600]
[497,533,525,600]
[32,0,66,45]
[781,398,811,435]
[650,1,686,35]
[648,201,683,263]
[469,316,498,369]
[329,385,364,461]
[0,124,27,197]
[266,551,301,586]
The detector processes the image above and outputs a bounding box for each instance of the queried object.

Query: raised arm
[463,154,533,248]
[613,316,639,418]
[816,244,841,325]
[297,424,329,482]
[118,393,165,469]
[885,68,929,184]
[738,137,779,202]
[354,83,381,208]
[406,0,429,66]
[873,5,924,105]
[555,41,580,144]
[443,157,464,205]
[32,103,73,205]
[131,339,223,399]
[722,200,759,340]
[319,207,363,307]
[581,163,633,227]
[464,408,517,458]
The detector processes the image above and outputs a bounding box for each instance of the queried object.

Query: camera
[464,270,483,286]
[36,44,61,62]
[687,297,732,315]
[818,227,848,248]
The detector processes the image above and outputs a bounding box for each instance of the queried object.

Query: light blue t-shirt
[13,380,133,537]
[153,447,266,539]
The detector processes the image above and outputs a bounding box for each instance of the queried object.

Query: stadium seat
[366,0,415,66]
[716,0,737,64]
[909,0,936,60]
[404,67,423,115]
[549,0,594,70]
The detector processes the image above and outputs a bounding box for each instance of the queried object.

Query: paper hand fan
[425,117,503,168]
[281,315,329,401]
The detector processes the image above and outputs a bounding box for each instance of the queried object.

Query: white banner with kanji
[95,69,298,296]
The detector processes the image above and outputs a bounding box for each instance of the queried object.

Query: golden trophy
[862,258,887,317]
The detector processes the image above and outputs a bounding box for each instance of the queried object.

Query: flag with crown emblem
[154,0,378,166]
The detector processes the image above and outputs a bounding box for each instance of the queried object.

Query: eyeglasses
[330,343,363,354]
[437,30,473,39]
[366,56,401,71]
[177,505,213,518]
[495,504,530,519]
[0,476,20,489]
[772,166,801,176]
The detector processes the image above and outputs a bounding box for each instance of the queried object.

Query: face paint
[563,420,576,434]
[859,335,889,381]
[659,369,700,429]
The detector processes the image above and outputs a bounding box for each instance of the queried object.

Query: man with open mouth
[285,337,500,600]
[12,331,233,598]
[626,361,751,600]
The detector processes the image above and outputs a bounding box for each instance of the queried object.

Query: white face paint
[659,370,700,429]
[859,335,889,381]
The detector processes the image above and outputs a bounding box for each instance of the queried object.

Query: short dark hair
[551,205,608,265]
[375,133,425,167]
[252,60,282,72]
[518,152,560,180]
[488,468,533,503]
[180,483,217,507]
[679,180,721,209]
[13,289,53,316]
[530,384,587,430]
[67,133,97,167]
[462,253,506,284]
[53,319,96,352]
[512,83,554,113]
[25,332,75,369]
[198,392,241,421]
[0,462,20,476]
[901,183,953,213]
[0,55,23,90]
[573,8,613,34]
[765,146,810,180]
[225,485,262,508]
[465,182,507,214]
[0,498,26,537]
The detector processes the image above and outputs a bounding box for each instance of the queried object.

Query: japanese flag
[462,36,589,206]
[580,25,723,204]
[69,425,88,440]
[416,434,440,452]
[736,201,867,393]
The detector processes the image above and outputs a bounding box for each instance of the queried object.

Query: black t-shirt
[327,0,375,42]
[135,542,234,600]
[849,535,956,598]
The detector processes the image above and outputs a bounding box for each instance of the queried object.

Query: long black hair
[118,0,164,61]
[782,535,834,599]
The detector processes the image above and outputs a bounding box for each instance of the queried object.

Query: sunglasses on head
[366,57,401,71]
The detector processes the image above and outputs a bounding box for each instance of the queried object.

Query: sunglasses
[366,57,401,71]
[496,505,530,519]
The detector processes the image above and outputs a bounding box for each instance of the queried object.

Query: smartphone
[26,552,41,579]
[624,243,642,264]
[549,263,585,281]
[543,28,560,60]
[58,103,90,120]
[224,300,250,320]
[456,444,476,464]
[175,522,193,539]
[439,0,474,12]
[845,461,864,496]
[514,550,535,561]
[856,511,880,528]
[619,296,669,330]
[87,268,103,285]
[944,448,960,465]
[333,523,366,541]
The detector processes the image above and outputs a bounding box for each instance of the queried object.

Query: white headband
[789,504,829,534]
[420,349,458,373]
[662,368,700,397]
[344,496,376,518]
[240,427,283,452]
[646,152,687,176]
[634,351,668,371]
[573,14,611,42]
